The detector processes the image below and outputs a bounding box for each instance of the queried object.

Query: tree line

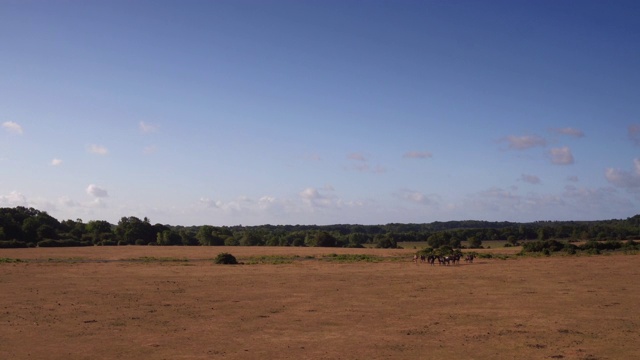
[1,206,639,249]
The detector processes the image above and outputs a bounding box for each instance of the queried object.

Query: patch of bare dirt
[1,247,638,359]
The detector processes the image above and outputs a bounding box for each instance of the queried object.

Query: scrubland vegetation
[2,207,640,254]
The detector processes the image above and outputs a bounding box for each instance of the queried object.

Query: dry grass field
[1,246,638,360]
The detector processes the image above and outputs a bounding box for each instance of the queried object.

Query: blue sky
[1,0,639,226]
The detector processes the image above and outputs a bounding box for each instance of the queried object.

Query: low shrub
[214,252,238,265]
[37,239,91,247]
[0,240,28,248]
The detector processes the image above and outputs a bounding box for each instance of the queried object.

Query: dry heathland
[1,246,638,360]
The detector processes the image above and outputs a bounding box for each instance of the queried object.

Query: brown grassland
[1,246,638,359]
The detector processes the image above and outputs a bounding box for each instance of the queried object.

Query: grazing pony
[464,254,476,263]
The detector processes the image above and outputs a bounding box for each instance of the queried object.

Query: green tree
[179,229,198,246]
[347,232,369,248]
[308,231,337,247]
[157,230,182,246]
[374,233,397,249]
[240,231,263,246]
[467,236,482,249]
[115,216,155,244]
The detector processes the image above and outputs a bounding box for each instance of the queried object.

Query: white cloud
[403,151,433,159]
[51,158,63,166]
[258,196,276,209]
[300,187,322,201]
[299,187,335,208]
[58,196,79,207]
[503,135,547,150]
[520,174,541,184]
[88,198,108,208]
[562,185,634,217]
[394,189,439,205]
[2,121,23,135]
[549,146,574,165]
[86,184,109,198]
[552,127,585,138]
[0,191,28,206]
[88,144,108,155]
[605,159,640,190]
[199,197,218,208]
[139,121,158,133]
[463,187,568,220]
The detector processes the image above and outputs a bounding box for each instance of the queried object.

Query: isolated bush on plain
[214,252,238,265]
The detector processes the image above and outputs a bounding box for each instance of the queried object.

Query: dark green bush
[522,239,565,253]
[622,240,638,250]
[98,240,117,246]
[579,240,621,252]
[564,243,577,255]
[0,240,28,248]
[214,252,238,265]
[37,239,90,247]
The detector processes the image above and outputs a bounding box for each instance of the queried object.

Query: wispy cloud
[567,175,579,182]
[628,124,640,146]
[502,135,547,150]
[348,152,367,162]
[88,144,108,155]
[139,121,158,133]
[51,158,63,166]
[346,152,386,173]
[403,151,433,159]
[0,191,28,206]
[300,187,330,207]
[2,121,23,135]
[86,184,109,198]
[143,145,157,155]
[394,189,439,205]
[605,159,640,190]
[551,127,585,138]
[199,197,218,208]
[549,146,574,165]
[305,153,322,161]
[520,174,541,184]
[58,196,79,207]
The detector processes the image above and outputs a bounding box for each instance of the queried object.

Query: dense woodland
[1,206,640,249]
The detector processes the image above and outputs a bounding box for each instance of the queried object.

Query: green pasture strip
[129,256,189,263]
[321,253,384,263]
[475,253,511,260]
[242,255,301,265]
[45,257,86,263]
[397,241,429,249]
[0,257,25,263]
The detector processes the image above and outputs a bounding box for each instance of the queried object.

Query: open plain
[1,246,638,360]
